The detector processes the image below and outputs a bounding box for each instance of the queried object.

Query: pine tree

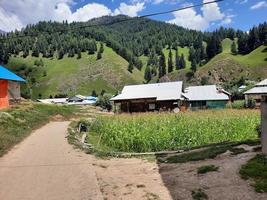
[179,54,186,69]
[128,60,134,73]
[91,90,97,97]
[158,51,166,78]
[77,49,82,59]
[206,34,222,59]
[144,65,152,82]
[231,41,237,55]
[100,43,104,53]
[175,48,180,70]
[167,49,173,73]
[191,59,197,72]
[238,34,249,54]
[97,51,102,60]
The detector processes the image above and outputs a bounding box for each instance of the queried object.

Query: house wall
[261,95,267,155]
[189,100,228,110]
[0,80,9,109]
[8,81,21,100]
[114,99,179,113]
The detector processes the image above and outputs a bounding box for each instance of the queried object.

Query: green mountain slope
[165,39,267,86]
[7,45,144,98]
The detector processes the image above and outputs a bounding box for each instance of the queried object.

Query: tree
[158,51,166,78]
[167,49,173,73]
[231,41,237,55]
[144,65,152,82]
[206,34,222,59]
[238,34,249,54]
[97,51,102,60]
[91,90,97,97]
[191,59,197,73]
[128,60,134,73]
[100,43,104,53]
[100,89,106,96]
[179,54,186,69]
[58,48,64,59]
[175,48,180,70]
[96,93,113,111]
[248,27,260,52]
[77,49,82,59]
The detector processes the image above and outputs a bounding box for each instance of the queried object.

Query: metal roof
[244,86,267,94]
[256,79,267,86]
[244,79,267,94]
[111,81,183,101]
[0,65,25,82]
[184,85,229,101]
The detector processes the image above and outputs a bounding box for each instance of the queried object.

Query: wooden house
[244,79,267,107]
[111,82,184,112]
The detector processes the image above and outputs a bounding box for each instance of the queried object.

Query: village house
[0,65,25,109]
[111,82,184,112]
[183,85,231,110]
[111,82,231,113]
[244,79,267,107]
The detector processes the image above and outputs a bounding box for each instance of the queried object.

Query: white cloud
[114,2,145,17]
[168,0,229,31]
[250,1,267,10]
[70,3,111,22]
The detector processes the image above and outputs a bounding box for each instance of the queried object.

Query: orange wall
[0,80,9,109]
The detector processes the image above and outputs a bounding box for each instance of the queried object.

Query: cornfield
[90,110,260,153]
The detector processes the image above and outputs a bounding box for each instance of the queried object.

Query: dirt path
[0,122,103,200]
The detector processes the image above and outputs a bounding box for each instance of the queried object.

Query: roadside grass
[0,102,77,157]
[161,141,257,164]
[197,165,219,174]
[192,189,208,200]
[240,154,267,193]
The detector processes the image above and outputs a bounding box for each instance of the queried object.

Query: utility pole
[261,95,267,155]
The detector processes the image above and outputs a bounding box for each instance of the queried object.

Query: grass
[197,165,219,174]
[192,189,208,200]
[89,109,259,153]
[240,154,267,193]
[7,44,144,99]
[0,102,77,157]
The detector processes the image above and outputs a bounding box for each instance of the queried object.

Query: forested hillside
[0,15,266,98]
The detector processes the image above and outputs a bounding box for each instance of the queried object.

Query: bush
[246,98,256,109]
[229,100,245,109]
[197,165,219,174]
[96,94,113,111]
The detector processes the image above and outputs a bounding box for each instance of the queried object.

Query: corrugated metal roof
[0,65,25,82]
[244,86,267,94]
[256,79,267,86]
[111,81,183,101]
[184,85,229,101]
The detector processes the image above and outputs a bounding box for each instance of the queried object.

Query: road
[0,121,103,200]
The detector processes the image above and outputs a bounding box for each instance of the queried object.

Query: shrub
[197,165,219,174]
[96,94,113,111]
[229,100,245,109]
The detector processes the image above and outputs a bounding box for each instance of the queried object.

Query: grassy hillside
[7,45,144,98]
[165,39,267,86]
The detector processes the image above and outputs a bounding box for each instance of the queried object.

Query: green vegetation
[0,103,77,156]
[192,189,208,200]
[89,110,259,153]
[197,165,219,174]
[240,155,267,193]
[7,44,144,99]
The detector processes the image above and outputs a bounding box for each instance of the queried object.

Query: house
[0,65,25,109]
[111,82,184,112]
[183,85,230,110]
[244,79,267,107]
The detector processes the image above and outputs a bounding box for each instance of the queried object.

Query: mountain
[0,29,5,35]
[1,16,266,99]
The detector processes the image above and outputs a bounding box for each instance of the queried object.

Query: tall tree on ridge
[158,51,166,79]
[175,48,180,70]
[168,48,173,73]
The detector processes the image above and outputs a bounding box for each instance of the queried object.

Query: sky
[0,0,266,32]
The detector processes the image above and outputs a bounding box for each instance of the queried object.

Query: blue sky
[0,0,266,32]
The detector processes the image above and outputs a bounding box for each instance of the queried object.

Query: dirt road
[0,122,103,200]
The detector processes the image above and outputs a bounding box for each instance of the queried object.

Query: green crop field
[89,109,260,153]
